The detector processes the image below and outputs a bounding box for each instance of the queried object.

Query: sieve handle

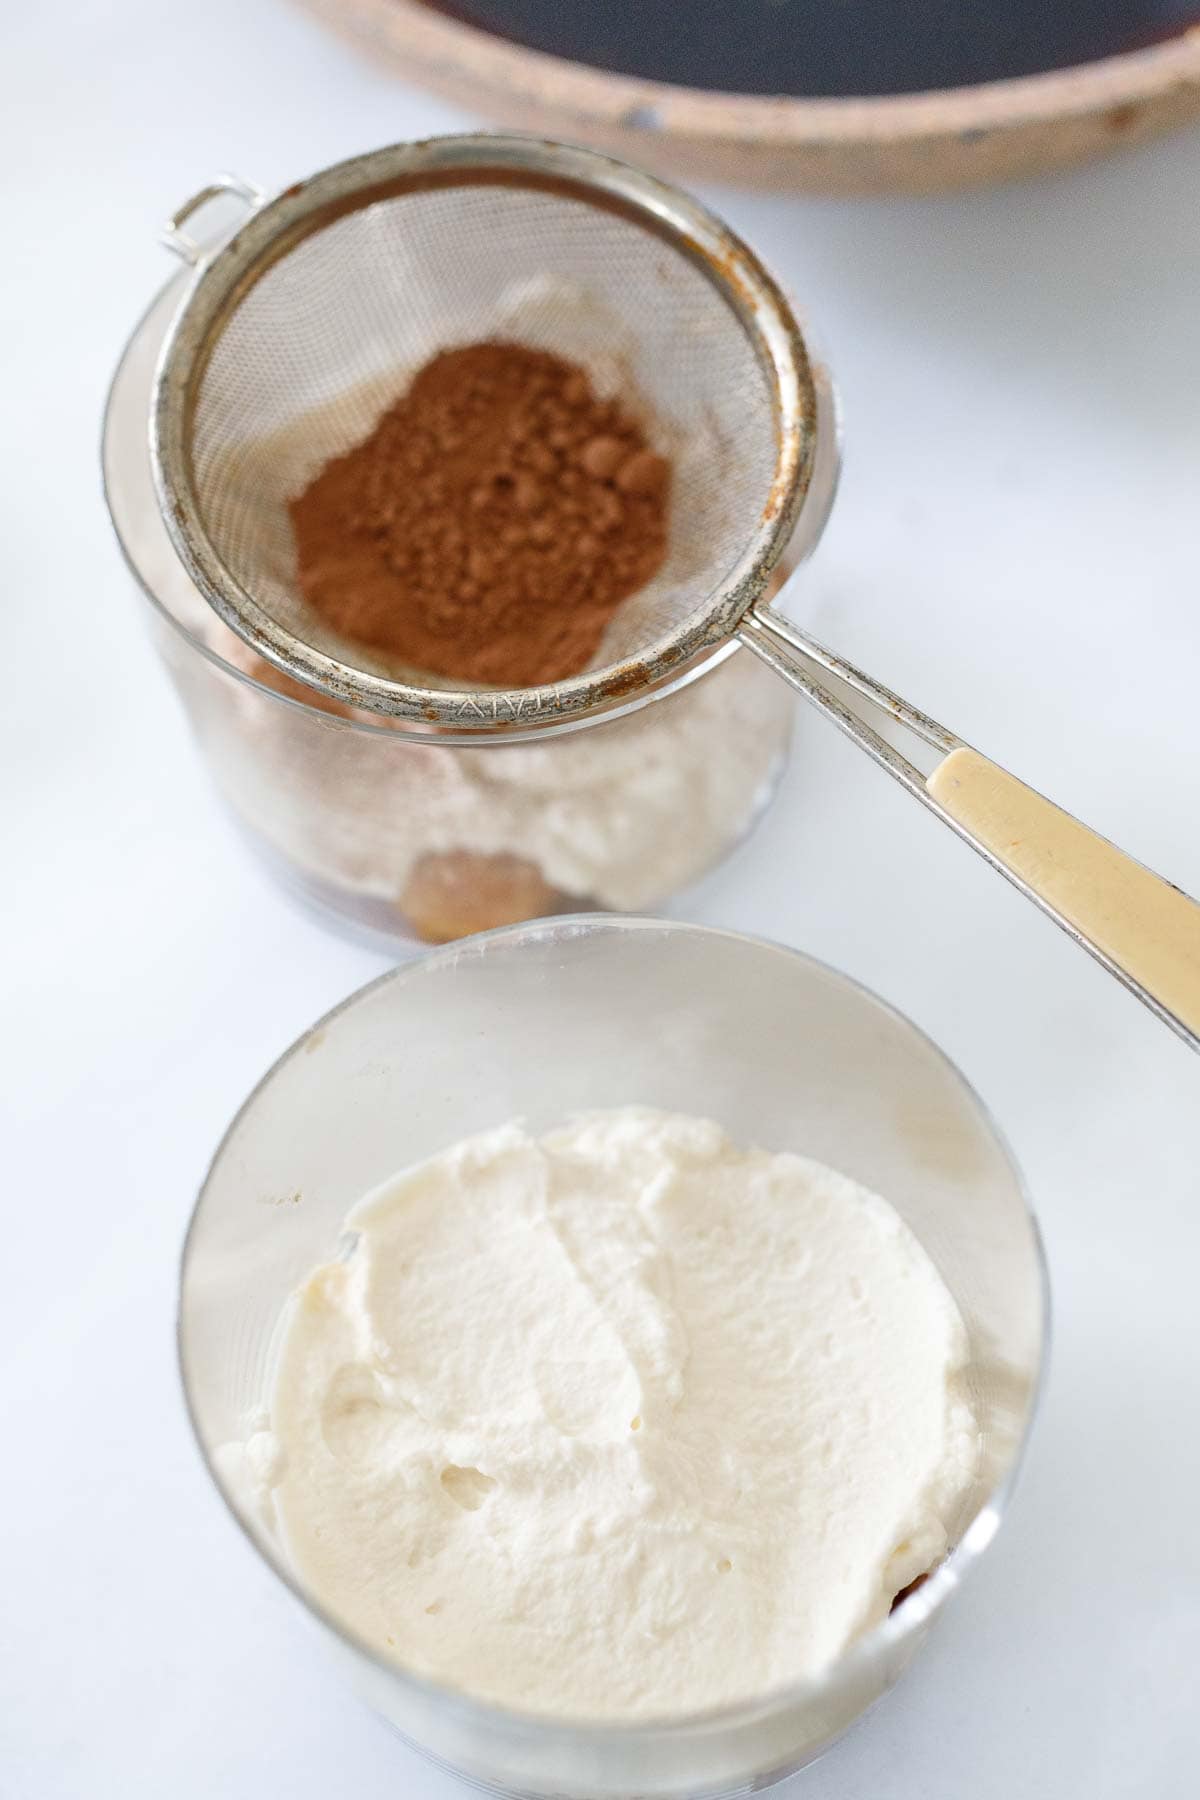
[739,601,1200,1051]
[161,172,267,265]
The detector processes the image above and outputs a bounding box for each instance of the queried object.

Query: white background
[3,2,1199,1794]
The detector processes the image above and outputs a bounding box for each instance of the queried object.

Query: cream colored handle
[740,606,1200,1047]
[927,747,1200,1043]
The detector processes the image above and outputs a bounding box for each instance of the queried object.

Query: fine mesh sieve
[151,137,1200,1050]
[151,136,822,728]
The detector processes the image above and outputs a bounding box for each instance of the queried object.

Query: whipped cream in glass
[251,1108,980,1720]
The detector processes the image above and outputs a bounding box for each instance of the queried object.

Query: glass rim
[177,914,1051,1744]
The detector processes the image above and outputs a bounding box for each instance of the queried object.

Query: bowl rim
[307,0,1200,146]
[177,913,1051,1745]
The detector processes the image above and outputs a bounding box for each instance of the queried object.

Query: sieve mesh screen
[157,142,810,725]
[192,187,776,676]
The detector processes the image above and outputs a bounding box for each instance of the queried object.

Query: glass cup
[179,916,1048,1798]
[103,280,795,951]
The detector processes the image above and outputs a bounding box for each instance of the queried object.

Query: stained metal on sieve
[152,134,826,730]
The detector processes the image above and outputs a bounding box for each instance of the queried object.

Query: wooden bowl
[296,0,1200,194]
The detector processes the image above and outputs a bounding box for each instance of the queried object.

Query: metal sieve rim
[151,134,820,731]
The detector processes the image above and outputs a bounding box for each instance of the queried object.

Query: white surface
[2,2,1198,1794]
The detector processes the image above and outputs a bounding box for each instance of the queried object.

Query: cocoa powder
[289,342,670,688]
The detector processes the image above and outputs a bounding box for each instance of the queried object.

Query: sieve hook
[161,173,267,266]
[739,600,1200,1052]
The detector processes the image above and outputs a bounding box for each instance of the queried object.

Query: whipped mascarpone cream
[261,1109,979,1719]
[194,606,792,913]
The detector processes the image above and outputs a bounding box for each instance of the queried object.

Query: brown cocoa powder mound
[288,341,670,689]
